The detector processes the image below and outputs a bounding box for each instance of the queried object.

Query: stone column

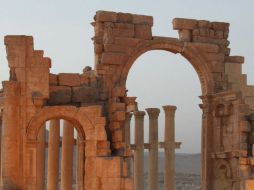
[1,81,21,189]
[146,108,160,190]
[61,120,74,190]
[36,125,46,190]
[76,137,85,190]
[47,119,60,190]
[134,111,145,190]
[163,105,177,190]
[199,96,213,190]
[125,112,133,146]
[124,112,133,178]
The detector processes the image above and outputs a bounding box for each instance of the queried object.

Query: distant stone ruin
[0,10,254,190]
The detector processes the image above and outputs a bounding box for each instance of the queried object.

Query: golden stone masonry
[0,10,254,190]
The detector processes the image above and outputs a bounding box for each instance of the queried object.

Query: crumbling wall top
[94,10,153,26]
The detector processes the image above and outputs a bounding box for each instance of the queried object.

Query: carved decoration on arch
[118,38,214,95]
[26,105,107,142]
[214,159,233,190]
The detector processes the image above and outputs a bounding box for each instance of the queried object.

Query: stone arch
[119,39,214,95]
[26,105,107,141]
[214,159,233,190]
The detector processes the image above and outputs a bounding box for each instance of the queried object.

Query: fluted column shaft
[47,119,60,190]
[163,105,177,190]
[61,120,74,190]
[134,111,145,190]
[146,108,160,190]
[36,125,46,190]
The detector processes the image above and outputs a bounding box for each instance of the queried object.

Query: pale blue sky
[1,0,254,153]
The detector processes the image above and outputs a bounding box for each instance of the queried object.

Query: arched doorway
[113,39,214,190]
[24,106,108,190]
[126,50,202,189]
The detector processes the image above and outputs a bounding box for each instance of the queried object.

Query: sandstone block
[212,22,230,31]
[97,141,110,149]
[90,76,98,88]
[135,24,152,40]
[178,29,191,41]
[198,20,211,28]
[192,43,220,53]
[123,178,133,190]
[85,141,97,157]
[58,73,81,87]
[110,122,121,131]
[209,29,215,37]
[225,56,244,64]
[110,102,125,112]
[112,129,123,142]
[192,29,199,36]
[245,180,254,190]
[14,68,25,82]
[199,28,209,37]
[211,61,224,72]
[112,142,125,149]
[214,30,224,39]
[80,74,90,86]
[104,44,132,54]
[133,14,153,26]
[99,178,121,190]
[95,11,117,22]
[49,73,58,85]
[204,53,225,62]
[193,36,230,46]
[48,86,71,105]
[113,111,126,121]
[101,52,127,65]
[96,157,122,178]
[94,44,103,53]
[112,87,126,97]
[117,12,133,23]
[94,22,104,36]
[113,23,135,37]
[114,37,140,46]
[72,86,98,103]
[173,18,197,30]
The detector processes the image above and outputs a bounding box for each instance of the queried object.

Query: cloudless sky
[1,0,254,153]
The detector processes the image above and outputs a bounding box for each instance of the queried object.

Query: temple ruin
[0,10,254,190]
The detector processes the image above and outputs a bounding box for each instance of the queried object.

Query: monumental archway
[0,10,254,190]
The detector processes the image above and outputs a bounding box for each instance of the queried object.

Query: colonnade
[125,105,179,190]
[36,119,76,190]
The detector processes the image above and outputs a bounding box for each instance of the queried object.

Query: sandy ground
[144,152,201,190]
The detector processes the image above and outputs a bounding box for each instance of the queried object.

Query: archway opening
[36,118,83,190]
[126,50,202,190]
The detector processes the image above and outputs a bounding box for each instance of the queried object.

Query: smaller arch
[26,106,100,141]
[214,159,232,179]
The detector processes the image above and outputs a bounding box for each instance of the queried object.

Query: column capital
[134,111,146,118]
[126,112,133,120]
[163,105,177,115]
[146,108,160,119]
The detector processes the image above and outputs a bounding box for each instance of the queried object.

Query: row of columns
[36,120,75,190]
[126,105,178,190]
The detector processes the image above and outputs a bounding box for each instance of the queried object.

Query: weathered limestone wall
[48,67,102,107]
